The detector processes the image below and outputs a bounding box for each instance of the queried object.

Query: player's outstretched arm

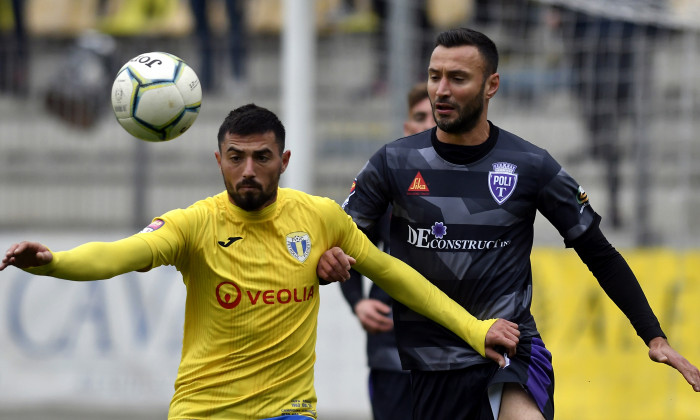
[1,236,153,280]
[318,246,520,364]
[1,241,53,271]
[648,337,700,392]
[351,245,519,363]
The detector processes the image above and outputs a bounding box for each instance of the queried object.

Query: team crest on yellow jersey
[286,231,311,263]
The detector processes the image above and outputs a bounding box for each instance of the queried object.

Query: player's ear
[485,72,499,99]
[280,150,291,174]
[215,150,222,168]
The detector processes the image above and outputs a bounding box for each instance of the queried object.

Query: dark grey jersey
[343,125,597,371]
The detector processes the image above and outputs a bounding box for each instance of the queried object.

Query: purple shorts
[410,335,554,420]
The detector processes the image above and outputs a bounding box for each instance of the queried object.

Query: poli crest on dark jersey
[488,162,518,205]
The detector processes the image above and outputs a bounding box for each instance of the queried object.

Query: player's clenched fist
[0,241,52,271]
[484,319,520,368]
[316,246,355,283]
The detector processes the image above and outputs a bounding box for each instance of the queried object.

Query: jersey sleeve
[342,146,393,233]
[353,244,497,357]
[320,198,371,265]
[134,207,196,271]
[23,236,153,281]
[536,152,597,242]
[570,220,665,344]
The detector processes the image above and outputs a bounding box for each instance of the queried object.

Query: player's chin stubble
[224,175,279,211]
[435,84,486,134]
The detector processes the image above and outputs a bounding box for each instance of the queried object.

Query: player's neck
[436,118,490,146]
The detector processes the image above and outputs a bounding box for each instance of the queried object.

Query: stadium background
[1,0,699,419]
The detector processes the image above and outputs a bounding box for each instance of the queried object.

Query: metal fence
[1,0,700,248]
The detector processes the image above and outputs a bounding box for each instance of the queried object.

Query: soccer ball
[111,52,202,142]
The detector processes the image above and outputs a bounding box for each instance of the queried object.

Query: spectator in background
[403,81,435,136]
[547,2,663,228]
[339,82,435,420]
[339,0,433,97]
[473,0,542,53]
[372,0,434,93]
[189,0,247,93]
[0,0,28,96]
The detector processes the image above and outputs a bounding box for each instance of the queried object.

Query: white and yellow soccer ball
[111,52,202,142]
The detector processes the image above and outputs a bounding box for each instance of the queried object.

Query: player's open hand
[0,241,53,271]
[484,319,520,368]
[648,337,700,392]
[316,247,355,283]
[354,298,393,334]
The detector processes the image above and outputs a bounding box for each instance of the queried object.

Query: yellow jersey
[136,189,370,420]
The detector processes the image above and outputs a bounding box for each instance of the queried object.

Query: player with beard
[317,28,700,419]
[1,104,522,420]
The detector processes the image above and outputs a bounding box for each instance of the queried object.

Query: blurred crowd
[0,0,550,97]
[2,0,700,235]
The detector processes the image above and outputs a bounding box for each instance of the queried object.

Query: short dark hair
[406,82,429,112]
[435,28,499,76]
[217,104,286,154]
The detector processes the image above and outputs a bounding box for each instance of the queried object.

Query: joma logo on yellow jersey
[216,281,315,309]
